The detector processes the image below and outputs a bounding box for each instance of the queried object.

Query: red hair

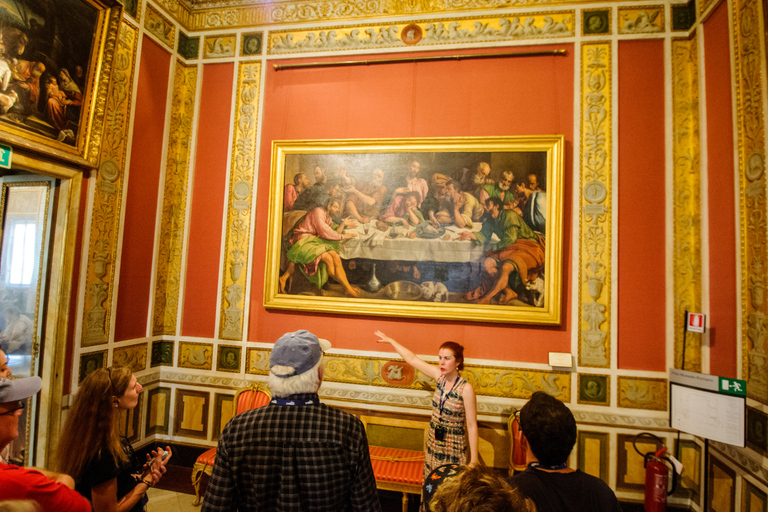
[439,341,465,370]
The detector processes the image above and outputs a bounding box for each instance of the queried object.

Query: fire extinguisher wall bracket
[633,433,679,512]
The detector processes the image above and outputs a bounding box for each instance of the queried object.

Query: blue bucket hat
[270,330,331,378]
[0,376,42,404]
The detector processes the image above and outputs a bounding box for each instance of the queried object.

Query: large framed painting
[0,0,122,165]
[264,136,564,325]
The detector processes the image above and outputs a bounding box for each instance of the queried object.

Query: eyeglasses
[0,400,24,416]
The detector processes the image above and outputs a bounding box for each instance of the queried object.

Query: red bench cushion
[196,447,217,467]
[369,445,424,486]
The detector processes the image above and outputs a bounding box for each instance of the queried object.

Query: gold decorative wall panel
[219,62,261,340]
[733,0,768,404]
[671,37,702,372]
[113,342,149,372]
[617,6,664,34]
[179,341,213,369]
[145,4,177,49]
[152,61,198,336]
[82,22,140,346]
[245,349,570,399]
[579,42,612,368]
[267,13,574,55]
[151,0,192,28]
[617,376,667,410]
[86,7,123,166]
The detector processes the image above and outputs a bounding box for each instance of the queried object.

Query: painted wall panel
[617,39,666,371]
[250,45,574,363]
[704,1,738,378]
[114,37,171,341]
[182,63,235,338]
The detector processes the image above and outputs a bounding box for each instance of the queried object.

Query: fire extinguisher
[509,409,528,473]
[633,433,679,512]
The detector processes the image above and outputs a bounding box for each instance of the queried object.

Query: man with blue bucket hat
[203,330,381,512]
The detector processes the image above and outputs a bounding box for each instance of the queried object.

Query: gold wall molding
[245,348,570,400]
[267,13,574,55]
[152,62,198,336]
[671,37,702,372]
[733,0,768,404]
[152,0,193,28]
[82,22,140,346]
[617,376,667,411]
[579,42,612,368]
[145,3,177,49]
[163,0,644,31]
[219,62,261,340]
[86,7,123,166]
[617,6,664,34]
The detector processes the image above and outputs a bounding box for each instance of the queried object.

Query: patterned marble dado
[267,12,574,55]
[137,367,672,428]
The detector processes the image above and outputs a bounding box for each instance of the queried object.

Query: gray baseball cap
[270,330,331,378]
[0,376,42,404]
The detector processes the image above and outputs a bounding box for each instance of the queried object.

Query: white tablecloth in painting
[338,222,498,263]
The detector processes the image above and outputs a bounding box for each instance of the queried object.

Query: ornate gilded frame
[264,135,564,325]
[0,0,122,167]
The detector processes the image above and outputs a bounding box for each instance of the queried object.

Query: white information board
[669,370,745,447]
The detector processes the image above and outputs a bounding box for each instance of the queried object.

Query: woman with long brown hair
[57,366,172,512]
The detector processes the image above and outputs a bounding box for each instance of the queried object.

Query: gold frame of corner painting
[0,0,122,167]
[264,135,564,325]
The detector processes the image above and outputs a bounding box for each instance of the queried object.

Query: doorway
[0,173,54,465]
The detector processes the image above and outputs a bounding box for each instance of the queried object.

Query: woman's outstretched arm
[374,330,441,380]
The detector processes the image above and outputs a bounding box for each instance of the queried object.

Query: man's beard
[499,182,510,191]
[473,174,485,185]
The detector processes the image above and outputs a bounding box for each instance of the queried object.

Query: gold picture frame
[0,0,122,167]
[264,136,564,325]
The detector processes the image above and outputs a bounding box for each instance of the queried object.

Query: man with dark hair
[509,391,622,511]
[202,330,381,512]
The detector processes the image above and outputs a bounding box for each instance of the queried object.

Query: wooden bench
[361,415,428,512]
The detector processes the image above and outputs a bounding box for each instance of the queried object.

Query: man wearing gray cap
[202,330,381,512]
[0,377,91,511]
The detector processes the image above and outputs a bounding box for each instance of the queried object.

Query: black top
[75,438,146,512]
[510,466,623,512]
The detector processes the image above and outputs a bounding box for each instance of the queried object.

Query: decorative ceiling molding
[153,0,669,31]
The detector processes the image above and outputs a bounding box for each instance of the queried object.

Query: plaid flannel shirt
[201,393,382,512]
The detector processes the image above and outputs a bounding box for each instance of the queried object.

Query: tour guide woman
[374,331,478,479]
[57,366,172,512]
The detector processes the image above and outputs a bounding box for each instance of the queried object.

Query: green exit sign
[719,377,746,397]
[0,144,11,169]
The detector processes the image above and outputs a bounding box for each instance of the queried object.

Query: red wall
[704,2,738,378]
[114,37,171,341]
[181,63,235,338]
[617,40,666,371]
[247,45,574,362]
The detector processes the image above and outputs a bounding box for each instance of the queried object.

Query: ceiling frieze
[156,0,670,32]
